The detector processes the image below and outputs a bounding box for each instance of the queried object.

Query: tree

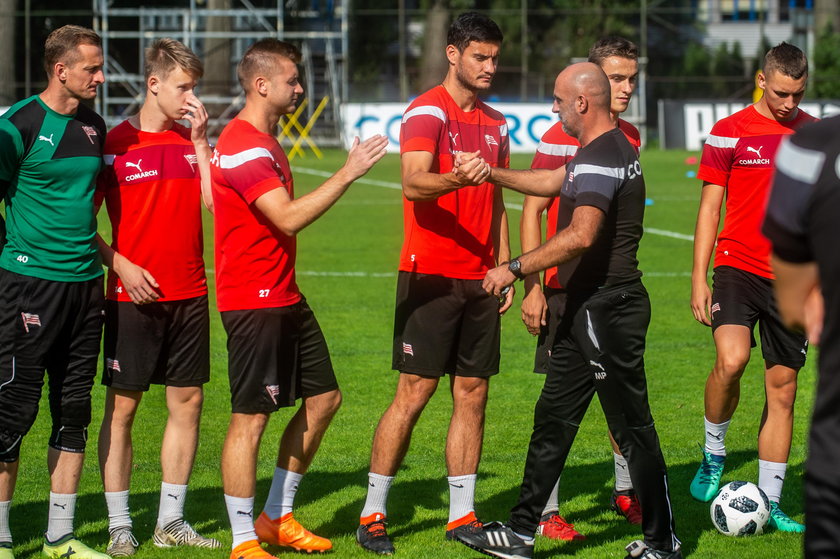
[812,23,840,98]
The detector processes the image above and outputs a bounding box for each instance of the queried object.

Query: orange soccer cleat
[230,540,277,559]
[255,511,333,553]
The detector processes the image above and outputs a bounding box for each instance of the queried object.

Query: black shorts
[102,295,210,391]
[0,269,104,452]
[710,266,808,369]
[392,271,501,377]
[221,298,338,414]
[533,287,566,374]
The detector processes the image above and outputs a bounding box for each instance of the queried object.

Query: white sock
[447,474,476,524]
[614,453,634,492]
[541,479,560,516]
[104,490,132,532]
[758,460,787,503]
[224,494,256,549]
[46,492,76,542]
[0,500,11,544]
[158,482,187,527]
[361,473,394,519]
[704,417,730,456]
[262,468,302,521]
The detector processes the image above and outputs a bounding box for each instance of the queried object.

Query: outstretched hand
[343,135,389,181]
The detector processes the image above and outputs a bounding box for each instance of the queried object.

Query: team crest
[402,342,414,357]
[484,134,498,148]
[81,125,98,144]
[106,358,121,373]
[184,153,198,173]
[265,385,281,405]
[20,312,41,333]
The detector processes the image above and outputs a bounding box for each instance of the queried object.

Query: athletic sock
[758,460,787,503]
[541,480,560,516]
[158,482,187,527]
[0,500,11,544]
[704,417,730,456]
[224,494,257,549]
[262,468,303,521]
[447,474,477,524]
[104,490,132,532]
[360,473,394,520]
[514,530,535,544]
[614,453,634,492]
[45,492,76,542]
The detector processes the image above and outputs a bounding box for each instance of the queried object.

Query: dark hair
[447,12,503,52]
[764,42,808,79]
[145,38,204,81]
[588,36,639,66]
[237,39,301,91]
[43,25,102,77]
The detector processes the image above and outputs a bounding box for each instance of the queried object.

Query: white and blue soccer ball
[710,481,771,536]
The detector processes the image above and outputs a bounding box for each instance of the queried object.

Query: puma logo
[449,132,459,146]
[167,493,179,500]
[125,159,143,173]
[706,431,723,441]
[236,509,253,517]
[38,134,54,146]
[53,502,67,509]
[774,475,784,481]
[746,146,763,158]
[449,483,465,488]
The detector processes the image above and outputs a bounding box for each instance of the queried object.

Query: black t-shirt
[555,127,645,293]
[763,114,840,482]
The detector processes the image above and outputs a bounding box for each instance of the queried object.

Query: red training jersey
[211,118,301,312]
[697,105,817,279]
[98,121,207,302]
[530,119,641,288]
[399,85,510,279]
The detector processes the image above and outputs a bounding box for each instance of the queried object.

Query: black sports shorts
[533,287,566,375]
[221,298,338,414]
[392,271,500,377]
[710,265,807,369]
[102,295,210,391]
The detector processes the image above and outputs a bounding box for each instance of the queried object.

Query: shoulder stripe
[705,134,738,149]
[218,147,275,170]
[776,138,825,185]
[402,106,446,124]
[537,142,577,158]
[500,123,508,137]
[575,163,625,179]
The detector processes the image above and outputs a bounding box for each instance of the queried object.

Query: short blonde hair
[237,39,301,92]
[145,38,204,81]
[43,25,101,77]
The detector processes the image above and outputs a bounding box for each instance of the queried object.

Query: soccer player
[455,62,681,559]
[95,38,218,556]
[212,39,387,559]
[520,36,642,540]
[355,12,512,555]
[764,115,840,557]
[0,25,109,559]
[688,42,816,532]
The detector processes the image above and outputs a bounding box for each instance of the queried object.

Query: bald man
[454,63,681,559]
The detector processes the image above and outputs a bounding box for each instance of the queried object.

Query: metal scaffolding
[92,0,348,144]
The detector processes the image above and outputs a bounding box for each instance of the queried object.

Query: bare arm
[488,165,566,197]
[772,255,822,344]
[254,135,388,236]
[401,150,490,201]
[96,233,160,304]
[519,194,552,335]
[690,182,725,326]
[482,204,604,296]
[182,93,214,213]
[491,185,514,313]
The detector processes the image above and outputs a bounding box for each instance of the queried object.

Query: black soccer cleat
[356,516,395,555]
[625,539,683,559]
[454,521,534,559]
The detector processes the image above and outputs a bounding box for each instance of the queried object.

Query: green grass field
[9,148,813,559]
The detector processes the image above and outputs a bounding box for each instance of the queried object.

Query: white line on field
[207,269,686,278]
[293,166,694,242]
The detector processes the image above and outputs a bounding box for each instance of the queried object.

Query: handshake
[452,150,493,186]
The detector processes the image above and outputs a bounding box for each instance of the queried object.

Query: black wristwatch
[508,257,525,280]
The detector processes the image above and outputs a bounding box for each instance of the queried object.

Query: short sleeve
[697,121,735,187]
[0,119,23,184]
[400,105,445,154]
[572,162,624,212]
[218,145,285,204]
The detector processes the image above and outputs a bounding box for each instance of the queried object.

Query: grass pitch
[9,148,812,559]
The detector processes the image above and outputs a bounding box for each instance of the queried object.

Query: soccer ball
[710,481,771,536]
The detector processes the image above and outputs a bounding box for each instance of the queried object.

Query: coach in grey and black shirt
[453,62,681,559]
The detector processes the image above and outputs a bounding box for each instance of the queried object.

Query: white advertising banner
[341,102,560,154]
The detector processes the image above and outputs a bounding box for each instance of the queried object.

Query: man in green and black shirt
[0,25,110,559]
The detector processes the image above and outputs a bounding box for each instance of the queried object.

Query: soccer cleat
[255,511,332,553]
[612,489,643,525]
[536,512,585,541]
[152,519,221,549]
[689,448,725,502]
[230,540,277,559]
[625,539,683,559]
[106,527,139,556]
[445,511,483,541]
[454,521,534,559]
[768,501,805,533]
[356,514,394,555]
[0,542,14,559]
[42,534,110,559]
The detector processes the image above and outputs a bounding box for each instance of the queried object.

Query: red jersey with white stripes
[698,105,816,278]
[530,119,640,288]
[211,118,301,311]
[99,120,206,302]
[399,85,510,279]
